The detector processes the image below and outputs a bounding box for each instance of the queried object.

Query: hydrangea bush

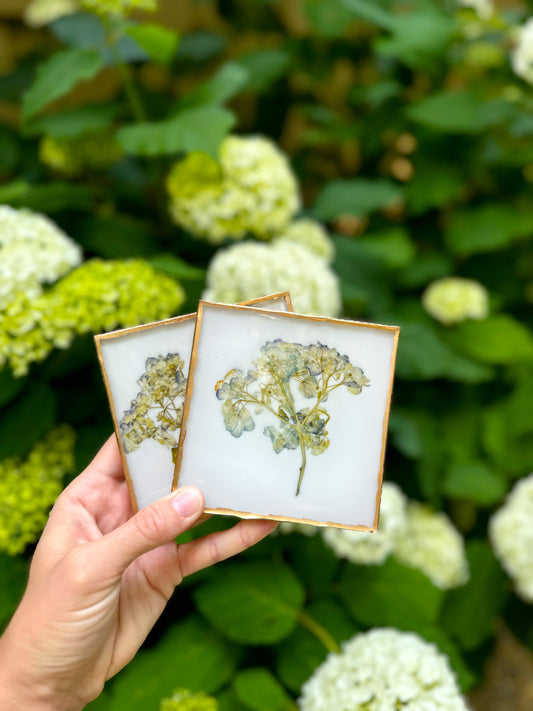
[1,0,533,709]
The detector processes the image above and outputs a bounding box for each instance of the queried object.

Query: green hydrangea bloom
[203,240,341,317]
[81,0,156,18]
[166,136,300,244]
[160,688,218,711]
[274,219,335,263]
[40,130,124,177]
[0,205,81,311]
[0,425,75,555]
[422,276,489,325]
[0,259,185,377]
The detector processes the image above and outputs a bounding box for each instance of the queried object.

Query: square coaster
[173,302,399,530]
[95,293,292,510]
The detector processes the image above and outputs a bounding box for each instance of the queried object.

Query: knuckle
[207,535,222,565]
[64,549,91,590]
[133,506,168,544]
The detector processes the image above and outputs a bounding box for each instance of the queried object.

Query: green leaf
[446,315,533,364]
[288,533,339,598]
[0,181,95,212]
[25,104,116,138]
[337,557,444,628]
[217,688,249,711]
[193,561,305,645]
[235,49,291,93]
[149,254,206,281]
[442,541,508,650]
[406,91,512,133]
[445,204,533,256]
[0,553,28,628]
[442,461,507,506]
[117,105,235,158]
[377,11,455,68]
[339,0,393,30]
[276,600,357,693]
[23,49,104,121]
[76,215,158,258]
[84,691,111,711]
[0,369,25,408]
[180,62,249,108]
[313,179,403,220]
[398,253,452,288]
[233,669,296,711]
[110,617,239,711]
[357,228,415,269]
[396,320,494,382]
[126,24,180,64]
[0,382,57,459]
[304,0,356,38]
[405,162,464,214]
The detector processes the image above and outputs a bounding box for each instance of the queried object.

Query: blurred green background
[1,0,533,709]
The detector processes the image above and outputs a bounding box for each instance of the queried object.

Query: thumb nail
[172,487,203,518]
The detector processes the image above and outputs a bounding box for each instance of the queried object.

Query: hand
[0,436,277,711]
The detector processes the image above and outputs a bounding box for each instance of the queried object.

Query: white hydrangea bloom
[322,482,407,565]
[457,0,493,20]
[0,206,82,310]
[23,0,79,27]
[489,473,533,601]
[299,627,469,711]
[167,136,300,244]
[510,18,533,85]
[203,240,341,317]
[274,219,335,263]
[394,502,469,590]
[422,276,489,325]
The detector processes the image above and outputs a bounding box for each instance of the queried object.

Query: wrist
[0,623,87,711]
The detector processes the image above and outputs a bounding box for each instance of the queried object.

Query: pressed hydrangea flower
[273,219,335,263]
[422,276,489,325]
[489,473,533,601]
[203,240,341,317]
[0,425,75,555]
[120,353,187,462]
[322,482,407,565]
[23,0,79,27]
[510,18,533,84]
[394,502,469,589]
[0,259,185,377]
[160,688,218,711]
[40,130,123,177]
[0,205,81,310]
[299,627,469,711]
[81,0,156,17]
[166,136,300,243]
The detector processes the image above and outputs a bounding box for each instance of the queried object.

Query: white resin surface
[177,305,398,529]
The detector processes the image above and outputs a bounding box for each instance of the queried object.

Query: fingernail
[172,487,202,518]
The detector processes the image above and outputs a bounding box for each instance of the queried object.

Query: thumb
[95,486,204,578]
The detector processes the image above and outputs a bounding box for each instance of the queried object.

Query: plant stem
[297,610,341,654]
[104,21,146,123]
[296,431,306,496]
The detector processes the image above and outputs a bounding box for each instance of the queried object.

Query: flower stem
[296,432,306,496]
[104,21,146,123]
[297,610,341,654]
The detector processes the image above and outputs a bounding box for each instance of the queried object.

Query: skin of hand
[0,436,277,711]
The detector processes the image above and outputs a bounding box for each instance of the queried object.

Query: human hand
[0,436,277,711]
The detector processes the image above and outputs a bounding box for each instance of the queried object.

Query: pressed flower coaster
[173,302,399,531]
[95,293,292,511]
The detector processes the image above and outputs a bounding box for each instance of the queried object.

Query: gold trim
[173,301,400,531]
[94,293,293,511]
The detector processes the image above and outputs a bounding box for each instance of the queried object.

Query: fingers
[177,518,278,578]
[94,487,205,579]
[84,434,124,480]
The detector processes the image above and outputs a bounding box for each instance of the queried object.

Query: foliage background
[1,0,533,708]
